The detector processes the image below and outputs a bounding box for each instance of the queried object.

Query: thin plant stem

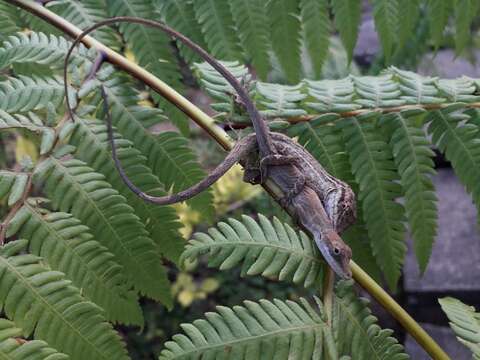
[322,267,335,326]
[351,261,450,360]
[7,1,450,358]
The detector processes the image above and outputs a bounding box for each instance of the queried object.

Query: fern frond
[437,77,480,103]
[192,0,242,60]
[105,0,181,89]
[6,204,143,326]
[159,282,408,358]
[154,0,207,63]
[0,240,129,360]
[0,109,47,133]
[0,76,71,113]
[0,32,90,71]
[288,113,352,181]
[194,60,252,116]
[427,0,453,49]
[391,67,445,105]
[266,0,302,83]
[353,74,404,108]
[340,114,406,289]
[182,214,325,288]
[0,3,22,42]
[380,110,438,273]
[331,0,361,62]
[256,82,307,118]
[230,0,271,79]
[304,77,360,113]
[372,0,399,61]
[300,0,330,79]
[334,281,408,358]
[100,75,214,218]
[427,105,480,216]
[43,0,119,48]
[397,0,420,50]
[159,296,327,359]
[34,154,172,305]
[439,297,480,358]
[0,318,68,359]
[70,118,184,264]
[0,171,28,206]
[454,0,479,54]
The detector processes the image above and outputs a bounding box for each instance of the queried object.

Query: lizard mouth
[315,240,351,279]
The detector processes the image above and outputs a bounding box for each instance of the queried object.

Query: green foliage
[0,318,68,359]
[440,297,480,358]
[0,240,129,360]
[35,154,172,305]
[182,214,325,288]
[427,105,480,215]
[454,0,479,54]
[0,3,23,42]
[267,0,302,83]
[397,0,420,50]
[331,0,361,62]
[160,296,328,359]
[7,204,143,325]
[427,0,453,50]
[195,62,480,286]
[2,1,480,357]
[341,114,406,289]
[106,0,179,85]
[0,76,69,114]
[159,279,407,358]
[154,0,207,63]
[193,0,242,61]
[300,0,330,79]
[3,0,478,87]
[0,171,28,206]
[372,0,399,61]
[230,0,271,79]
[98,72,214,218]
[333,283,409,359]
[380,111,438,273]
[69,118,184,263]
[0,32,90,71]
[42,0,119,48]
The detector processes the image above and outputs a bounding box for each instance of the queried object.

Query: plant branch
[322,267,334,326]
[351,262,449,360]
[8,1,449,358]
[224,102,480,130]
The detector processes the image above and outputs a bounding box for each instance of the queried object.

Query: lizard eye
[332,247,341,255]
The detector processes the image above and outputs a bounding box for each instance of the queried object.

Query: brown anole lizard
[63,16,356,279]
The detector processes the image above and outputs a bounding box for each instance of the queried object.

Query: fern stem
[351,261,450,360]
[10,1,450,357]
[225,102,480,130]
[322,267,334,326]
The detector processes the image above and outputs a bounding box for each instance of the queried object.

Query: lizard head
[316,230,352,279]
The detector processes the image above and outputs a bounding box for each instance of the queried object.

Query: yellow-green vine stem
[7,1,449,358]
[351,262,449,359]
